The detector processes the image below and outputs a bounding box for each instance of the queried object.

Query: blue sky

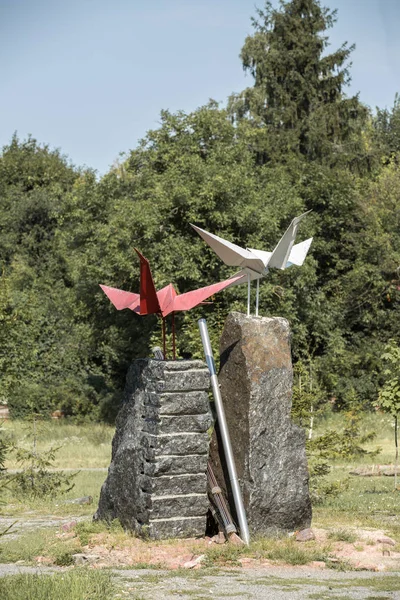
[1,0,399,174]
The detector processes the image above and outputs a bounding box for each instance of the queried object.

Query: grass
[0,527,82,564]
[0,519,135,565]
[314,411,395,465]
[327,529,358,543]
[0,569,116,600]
[202,536,332,568]
[0,522,334,569]
[1,412,400,572]
[312,471,400,541]
[2,470,106,516]
[3,420,113,469]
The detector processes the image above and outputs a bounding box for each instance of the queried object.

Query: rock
[377,537,396,546]
[72,553,100,566]
[310,561,326,568]
[61,520,77,532]
[94,359,212,540]
[183,554,205,569]
[217,531,226,544]
[296,528,316,542]
[228,532,245,546]
[65,496,93,505]
[210,531,226,544]
[210,312,312,536]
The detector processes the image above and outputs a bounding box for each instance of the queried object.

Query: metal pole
[162,317,167,360]
[247,273,251,317]
[198,318,250,545]
[172,312,176,360]
[255,278,259,317]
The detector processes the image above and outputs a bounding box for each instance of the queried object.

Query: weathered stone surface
[95,359,212,539]
[296,528,316,542]
[210,312,311,536]
[148,516,206,539]
[159,369,210,393]
[144,454,209,476]
[150,494,209,519]
[140,473,207,495]
[378,537,396,547]
[142,413,213,435]
[149,391,210,415]
[143,433,210,457]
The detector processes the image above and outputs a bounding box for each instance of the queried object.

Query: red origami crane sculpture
[100,249,241,359]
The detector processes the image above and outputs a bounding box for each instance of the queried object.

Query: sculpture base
[95,359,212,539]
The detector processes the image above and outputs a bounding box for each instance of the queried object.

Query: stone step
[145,390,210,415]
[142,432,209,457]
[144,454,208,476]
[139,473,207,496]
[149,493,209,519]
[155,369,210,393]
[141,413,213,435]
[147,515,207,539]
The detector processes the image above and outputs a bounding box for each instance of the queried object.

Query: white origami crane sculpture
[191,211,313,316]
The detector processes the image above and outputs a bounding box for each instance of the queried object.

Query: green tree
[229,0,367,165]
[374,93,400,159]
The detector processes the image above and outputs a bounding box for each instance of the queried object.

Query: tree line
[1,0,399,421]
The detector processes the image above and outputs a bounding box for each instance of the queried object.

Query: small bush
[0,420,13,534]
[75,518,123,546]
[258,539,327,566]
[13,446,77,499]
[327,529,358,543]
[0,528,82,564]
[203,544,244,567]
[11,416,77,499]
[52,546,75,566]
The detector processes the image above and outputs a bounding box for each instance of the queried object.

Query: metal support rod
[172,312,176,361]
[255,278,259,317]
[207,463,237,535]
[198,318,250,545]
[247,273,251,317]
[162,317,167,360]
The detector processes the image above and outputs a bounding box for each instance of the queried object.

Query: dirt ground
[67,527,400,572]
[1,515,399,572]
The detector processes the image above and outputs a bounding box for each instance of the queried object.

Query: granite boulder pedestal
[210,311,312,535]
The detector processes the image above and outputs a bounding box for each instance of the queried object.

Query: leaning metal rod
[247,273,251,317]
[198,318,250,545]
[172,312,176,361]
[207,463,237,534]
[162,317,167,360]
[255,278,260,317]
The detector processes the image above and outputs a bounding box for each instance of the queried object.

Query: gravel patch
[114,567,400,599]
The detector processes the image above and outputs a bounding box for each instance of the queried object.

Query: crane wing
[286,237,313,267]
[99,285,141,313]
[156,283,177,317]
[164,274,242,316]
[268,211,311,270]
[191,224,265,273]
[246,248,272,266]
